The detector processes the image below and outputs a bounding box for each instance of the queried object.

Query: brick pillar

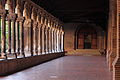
[113,0,120,79]
[107,0,117,73]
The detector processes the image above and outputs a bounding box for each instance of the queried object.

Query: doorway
[84,33,92,49]
[77,26,97,49]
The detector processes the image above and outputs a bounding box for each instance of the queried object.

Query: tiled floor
[0,56,112,80]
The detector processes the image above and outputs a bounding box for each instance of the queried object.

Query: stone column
[57,30,59,52]
[40,26,42,54]
[6,14,11,54]
[52,28,55,52]
[37,24,41,54]
[44,26,46,54]
[24,19,33,56]
[45,27,48,53]
[42,25,45,54]
[50,27,53,53]
[54,29,57,52]
[56,29,58,52]
[61,31,64,52]
[47,27,50,53]
[48,27,51,53]
[16,19,20,54]
[33,26,35,54]
[30,20,33,56]
[18,17,25,57]
[11,13,17,58]
[1,13,7,59]
[57,30,60,52]
[59,30,62,52]
[33,22,38,55]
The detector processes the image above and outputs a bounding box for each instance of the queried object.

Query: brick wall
[0,53,65,75]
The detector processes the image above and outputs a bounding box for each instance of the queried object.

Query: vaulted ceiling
[32,0,109,30]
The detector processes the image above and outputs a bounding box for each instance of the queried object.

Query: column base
[109,51,116,71]
[113,57,120,80]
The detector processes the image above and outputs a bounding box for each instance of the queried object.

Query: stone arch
[74,23,105,50]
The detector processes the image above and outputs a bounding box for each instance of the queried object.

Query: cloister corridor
[0,55,112,80]
[0,0,120,80]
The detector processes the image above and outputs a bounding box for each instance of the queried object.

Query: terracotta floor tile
[0,56,112,80]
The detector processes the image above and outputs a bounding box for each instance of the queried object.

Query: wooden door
[78,33,84,49]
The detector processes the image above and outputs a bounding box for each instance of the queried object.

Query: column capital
[0,9,6,15]
[33,21,38,28]
[7,13,17,21]
[16,16,25,22]
[38,23,42,28]
[24,19,33,27]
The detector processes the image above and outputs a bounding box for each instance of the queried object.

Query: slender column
[52,28,54,52]
[44,26,46,54]
[38,24,40,54]
[54,29,57,52]
[51,28,53,53]
[60,32,62,51]
[56,30,58,52]
[56,29,58,52]
[1,14,7,59]
[49,27,52,53]
[60,31,62,52]
[16,20,20,54]
[59,31,62,52]
[32,22,38,55]
[18,17,25,57]
[45,27,48,53]
[53,29,55,52]
[24,19,34,56]
[30,27,35,53]
[57,30,60,52]
[30,20,33,56]
[42,25,45,54]
[40,26,42,54]
[46,27,49,53]
[11,14,17,58]
[61,32,64,52]
[56,29,57,52]
[58,31,60,52]
[6,15,11,54]
[35,24,38,55]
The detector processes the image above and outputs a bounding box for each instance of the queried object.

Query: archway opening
[77,26,97,49]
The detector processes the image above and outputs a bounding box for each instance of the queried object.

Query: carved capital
[0,9,6,15]
[33,21,38,28]
[24,19,33,27]
[38,23,42,28]
[17,16,25,22]
[7,13,17,21]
